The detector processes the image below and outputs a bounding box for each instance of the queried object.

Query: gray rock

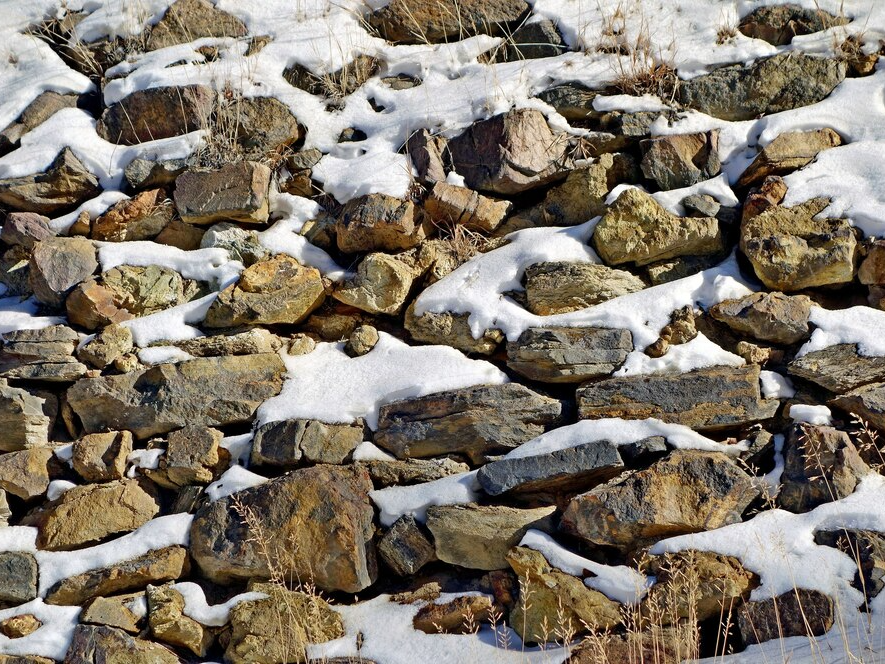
[577,365,780,432]
[251,418,364,467]
[0,325,87,382]
[524,261,646,315]
[63,624,179,664]
[832,382,885,430]
[174,161,271,225]
[0,552,38,606]
[404,304,503,355]
[501,18,566,60]
[790,344,885,393]
[332,252,416,315]
[814,529,885,602]
[0,380,51,451]
[65,353,285,439]
[29,236,97,307]
[98,85,214,146]
[123,158,188,191]
[535,83,599,120]
[710,292,812,344]
[375,383,563,463]
[738,4,848,45]
[506,326,632,383]
[147,0,247,50]
[477,440,624,495]
[405,129,449,184]
[200,222,269,267]
[640,131,721,190]
[0,212,55,249]
[738,589,834,646]
[0,148,101,215]
[378,515,436,576]
[679,53,846,121]
[359,457,470,487]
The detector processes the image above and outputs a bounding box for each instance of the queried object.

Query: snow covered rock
[0,149,100,215]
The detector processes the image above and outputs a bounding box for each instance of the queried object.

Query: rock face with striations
[0,380,51,451]
[790,344,885,393]
[710,292,812,344]
[0,148,101,214]
[65,353,285,439]
[0,325,87,382]
[173,161,271,225]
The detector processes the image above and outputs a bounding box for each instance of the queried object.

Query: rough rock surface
[738,589,834,645]
[29,236,97,307]
[370,0,529,43]
[0,148,101,214]
[790,344,885,393]
[173,161,271,225]
[640,131,721,190]
[710,292,812,344]
[336,194,427,253]
[524,261,646,315]
[737,128,842,188]
[97,85,214,145]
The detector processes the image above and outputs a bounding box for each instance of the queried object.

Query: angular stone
[336,194,427,253]
[640,131,721,191]
[593,188,723,266]
[426,503,555,570]
[0,447,53,499]
[738,4,848,45]
[91,189,173,242]
[174,161,271,225]
[832,382,885,431]
[76,324,134,370]
[743,175,788,222]
[679,53,846,122]
[710,292,812,344]
[737,129,842,188]
[477,441,624,495]
[370,0,529,43]
[226,582,344,664]
[0,148,101,214]
[154,217,204,250]
[0,614,41,638]
[190,465,377,592]
[63,624,179,664]
[81,594,142,633]
[375,383,563,463]
[577,365,780,432]
[173,327,282,357]
[378,515,436,576]
[200,222,269,267]
[0,212,55,249]
[0,552,38,605]
[34,478,160,551]
[218,96,305,162]
[333,252,415,315]
[150,425,222,488]
[535,83,599,120]
[506,326,632,383]
[790,344,885,393]
[98,85,214,146]
[501,18,566,60]
[65,279,134,331]
[0,92,77,154]
[524,261,645,315]
[359,457,470,487]
[72,431,133,482]
[0,325,86,382]
[424,181,512,233]
[147,583,211,657]
[448,109,570,195]
[45,546,189,606]
[29,236,97,307]
[0,380,51,451]
[124,158,189,192]
[66,353,285,439]
[147,0,247,50]
[404,304,503,355]
[251,418,364,467]
[738,589,834,645]
[561,451,759,550]
[405,129,448,184]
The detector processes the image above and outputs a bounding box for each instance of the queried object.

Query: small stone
[0,380,51,451]
[743,175,788,222]
[0,148,101,215]
[0,212,55,249]
[0,614,41,639]
[644,305,697,358]
[682,193,721,218]
[645,254,724,285]
[336,194,428,253]
[81,594,143,633]
[413,594,494,634]
[200,222,269,266]
[535,83,599,120]
[523,261,645,315]
[426,503,555,570]
[711,292,812,344]
[29,236,97,307]
[333,252,415,315]
[500,18,566,60]
[0,447,53,500]
[72,431,133,482]
[63,624,179,664]
[507,326,632,383]
[147,0,247,50]
[76,324,134,370]
[738,589,834,645]
[378,515,436,576]
[346,325,379,357]
[147,583,212,657]
[424,181,512,233]
[640,131,721,190]
[0,552,38,605]
[737,129,842,188]
[790,344,885,393]
[404,304,503,355]
[91,189,173,242]
[150,425,222,488]
[98,86,214,146]
[174,161,272,225]
[405,129,448,184]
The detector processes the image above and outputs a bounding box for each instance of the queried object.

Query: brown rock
[413,594,493,634]
[251,418,364,467]
[0,92,77,153]
[404,304,503,355]
[790,344,885,393]
[154,218,205,250]
[98,85,214,146]
[0,447,53,500]
[72,431,133,482]
[370,0,529,43]
[76,324,134,370]
[81,594,143,634]
[336,194,428,253]
[0,212,55,249]
[29,236,97,307]
[743,175,788,222]
[147,583,212,657]
[91,189,173,242]
[359,457,470,487]
[640,131,721,191]
[150,425,223,488]
[737,129,842,188]
[738,589,834,645]
[507,326,632,383]
[0,614,41,639]
[0,148,101,214]
[332,252,415,315]
[174,161,271,225]
[524,261,645,315]
[63,624,179,664]
[0,324,87,382]
[378,515,436,576]
[0,380,51,451]
[710,292,812,344]
[147,0,247,50]
[424,181,512,233]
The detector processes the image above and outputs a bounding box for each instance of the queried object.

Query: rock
[200,222,269,267]
[743,175,788,222]
[778,424,870,513]
[218,96,305,161]
[569,631,680,664]
[0,380,51,451]
[0,656,56,664]
[173,328,282,357]
[29,236,97,307]
[0,148,101,214]
[738,4,848,45]
[577,365,780,431]
[814,529,885,602]
[683,193,721,218]
[154,217,204,250]
[76,324,134,370]
[426,504,555,570]
[0,447,53,499]
[190,465,377,592]
[644,305,697,358]
[523,261,645,315]
[149,425,223,488]
[147,0,247,50]
[506,326,633,383]
[448,109,570,195]
[535,83,599,120]
[501,18,566,60]
[64,280,132,331]
[174,161,271,225]
[251,418,364,467]
[477,440,624,495]
[66,353,285,439]
[205,255,325,327]
[710,292,812,344]
[81,594,142,633]
[424,181,512,233]
[345,324,379,357]
[561,451,759,550]
[737,129,842,188]
[860,239,885,285]
[0,212,55,248]
[0,325,87,382]
[0,614,41,638]
[678,53,846,121]
[91,189,173,242]
[405,129,449,184]
[359,457,470,487]
[45,546,189,606]
[640,131,721,190]
[378,515,436,576]
[64,624,179,664]
[98,85,214,145]
[370,0,529,43]
[645,254,723,285]
[741,198,857,290]
[0,552,38,605]
[225,581,345,664]
[833,381,885,431]
[0,490,9,527]
[375,383,563,463]
[336,194,428,253]
[147,584,211,657]
[593,188,723,266]
[507,546,621,644]
[332,252,415,315]
[0,246,33,297]
[0,91,77,154]
[404,304,503,355]
[34,478,160,551]
[413,594,494,634]
[644,551,758,622]
[738,589,834,645]
[72,431,133,482]
[790,344,885,393]
[124,158,189,192]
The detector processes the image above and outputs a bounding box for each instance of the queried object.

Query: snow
[371,471,481,528]
[220,433,254,467]
[0,297,64,335]
[126,448,164,478]
[789,404,834,426]
[97,243,243,288]
[122,293,217,346]
[172,582,267,627]
[256,332,508,430]
[760,371,796,400]
[205,465,267,502]
[46,480,76,501]
[137,345,195,365]
[352,440,396,461]
[799,306,885,358]
[0,600,79,661]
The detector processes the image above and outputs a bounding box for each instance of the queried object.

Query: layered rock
[506,326,632,383]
